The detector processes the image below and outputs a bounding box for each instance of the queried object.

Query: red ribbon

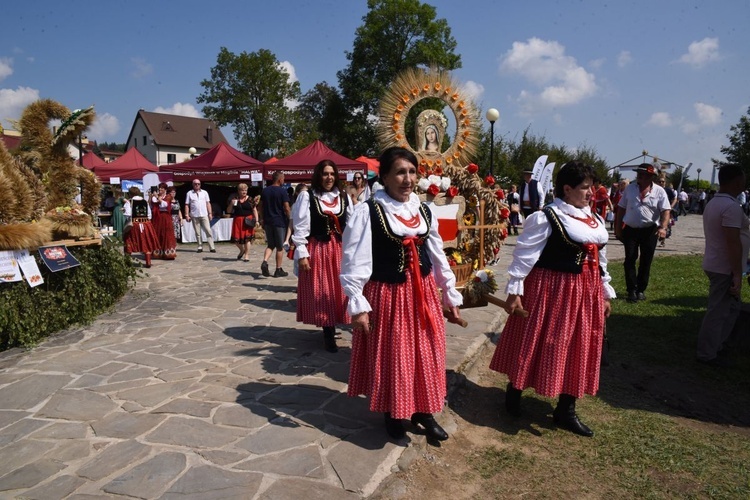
[403,236,440,333]
[323,211,342,235]
[582,243,600,270]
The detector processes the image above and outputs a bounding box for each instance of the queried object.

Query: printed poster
[15,249,44,287]
[0,250,22,283]
[38,245,81,272]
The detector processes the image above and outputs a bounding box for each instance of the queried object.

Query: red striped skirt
[347,271,447,419]
[296,237,349,327]
[152,211,176,260]
[124,221,158,255]
[489,264,605,399]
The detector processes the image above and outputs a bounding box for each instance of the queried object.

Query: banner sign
[0,250,22,283]
[38,245,81,272]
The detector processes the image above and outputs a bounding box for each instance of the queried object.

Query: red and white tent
[91,147,158,182]
[265,140,366,181]
[159,142,264,182]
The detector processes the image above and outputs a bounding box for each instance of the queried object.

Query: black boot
[323,327,338,353]
[411,412,448,441]
[505,382,522,417]
[384,412,406,439]
[553,393,594,437]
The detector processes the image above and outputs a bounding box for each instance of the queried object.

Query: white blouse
[506,198,616,299]
[291,188,355,260]
[340,190,464,316]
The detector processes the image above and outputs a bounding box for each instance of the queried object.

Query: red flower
[473,276,481,282]
[485,175,495,186]
[501,228,508,239]
[427,184,440,196]
[467,163,479,174]
[418,166,427,176]
[446,186,459,198]
[500,207,510,218]
[495,189,505,200]
[433,166,444,176]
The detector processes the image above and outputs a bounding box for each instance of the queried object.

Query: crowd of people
[90,155,746,442]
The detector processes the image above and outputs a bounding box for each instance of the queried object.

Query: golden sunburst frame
[376,66,509,267]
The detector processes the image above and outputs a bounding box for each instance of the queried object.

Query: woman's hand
[603,298,612,318]
[298,257,311,272]
[504,294,523,315]
[352,312,370,334]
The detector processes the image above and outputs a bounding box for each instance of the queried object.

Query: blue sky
[1,0,748,182]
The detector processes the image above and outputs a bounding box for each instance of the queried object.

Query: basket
[450,262,473,287]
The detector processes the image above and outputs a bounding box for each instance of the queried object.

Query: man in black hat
[518,169,544,219]
[614,163,672,302]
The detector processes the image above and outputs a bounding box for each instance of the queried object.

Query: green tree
[719,106,750,179]
[334,0,462,157]
[197,47,301,159]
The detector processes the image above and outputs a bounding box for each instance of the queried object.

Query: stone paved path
[0,213,705,499]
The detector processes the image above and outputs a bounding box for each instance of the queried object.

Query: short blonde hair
[238,183,248,191]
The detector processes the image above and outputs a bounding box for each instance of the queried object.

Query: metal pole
[489,121,495,176]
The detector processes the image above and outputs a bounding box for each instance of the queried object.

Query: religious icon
[415,110,448,155]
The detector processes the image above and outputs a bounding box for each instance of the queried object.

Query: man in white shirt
[614,163,672,302]
[677,188,689,216]
[697,163,749,366]
[184,178,216,253]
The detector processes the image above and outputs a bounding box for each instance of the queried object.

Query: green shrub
[0,240,140,350]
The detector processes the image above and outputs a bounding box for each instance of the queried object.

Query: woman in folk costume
[340,147,463,441]
[124,187,158,268]
[292,160,354,353]
[150,183,177,260]
[490,161,615,437]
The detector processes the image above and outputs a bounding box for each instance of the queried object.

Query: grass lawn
[382,254,750,499]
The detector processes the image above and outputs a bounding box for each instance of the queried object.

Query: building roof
[125,110,227,150]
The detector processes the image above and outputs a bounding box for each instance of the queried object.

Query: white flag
[540,162,556,198]
[531,155,548,180]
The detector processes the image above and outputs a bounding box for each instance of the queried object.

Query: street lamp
[485,108,500,176]
[696,168,702,189]
[188,147,197,159]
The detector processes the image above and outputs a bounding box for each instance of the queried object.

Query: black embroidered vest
[367,199,432,283]
[309,191,349,242]
[535,207,603,275]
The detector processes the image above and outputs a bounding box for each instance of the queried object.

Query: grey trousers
[696,271,741,361]
[191,216,215,250]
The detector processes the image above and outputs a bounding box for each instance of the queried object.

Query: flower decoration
[484,175,495,186]
[446,186,459,198]
[463,212,476,226]
[500,207,510,218]
[495,189,505,200]
[444,247,472,267]
[417,175,452,196]
[467,163,479,174]
[462,268,499,304]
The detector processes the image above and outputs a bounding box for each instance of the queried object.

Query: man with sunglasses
[184,179,216,253]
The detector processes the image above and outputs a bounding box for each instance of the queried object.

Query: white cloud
[278,61,298,83]
[694,102,722,125]
[87,112,120,140]
[678,37,720,68]
[131,57,153,79]
[589,58,606,69]
[0,86,39,127]
[0,58,13,81]
[500,37,597,113]
[153,102,202,118]
[462,80,485,104]
[617,50,632,68]
[646,112,672,127]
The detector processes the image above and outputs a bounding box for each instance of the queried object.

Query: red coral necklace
[320,196,338,209]
[568,213,599,228]
[393,213,421,228]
